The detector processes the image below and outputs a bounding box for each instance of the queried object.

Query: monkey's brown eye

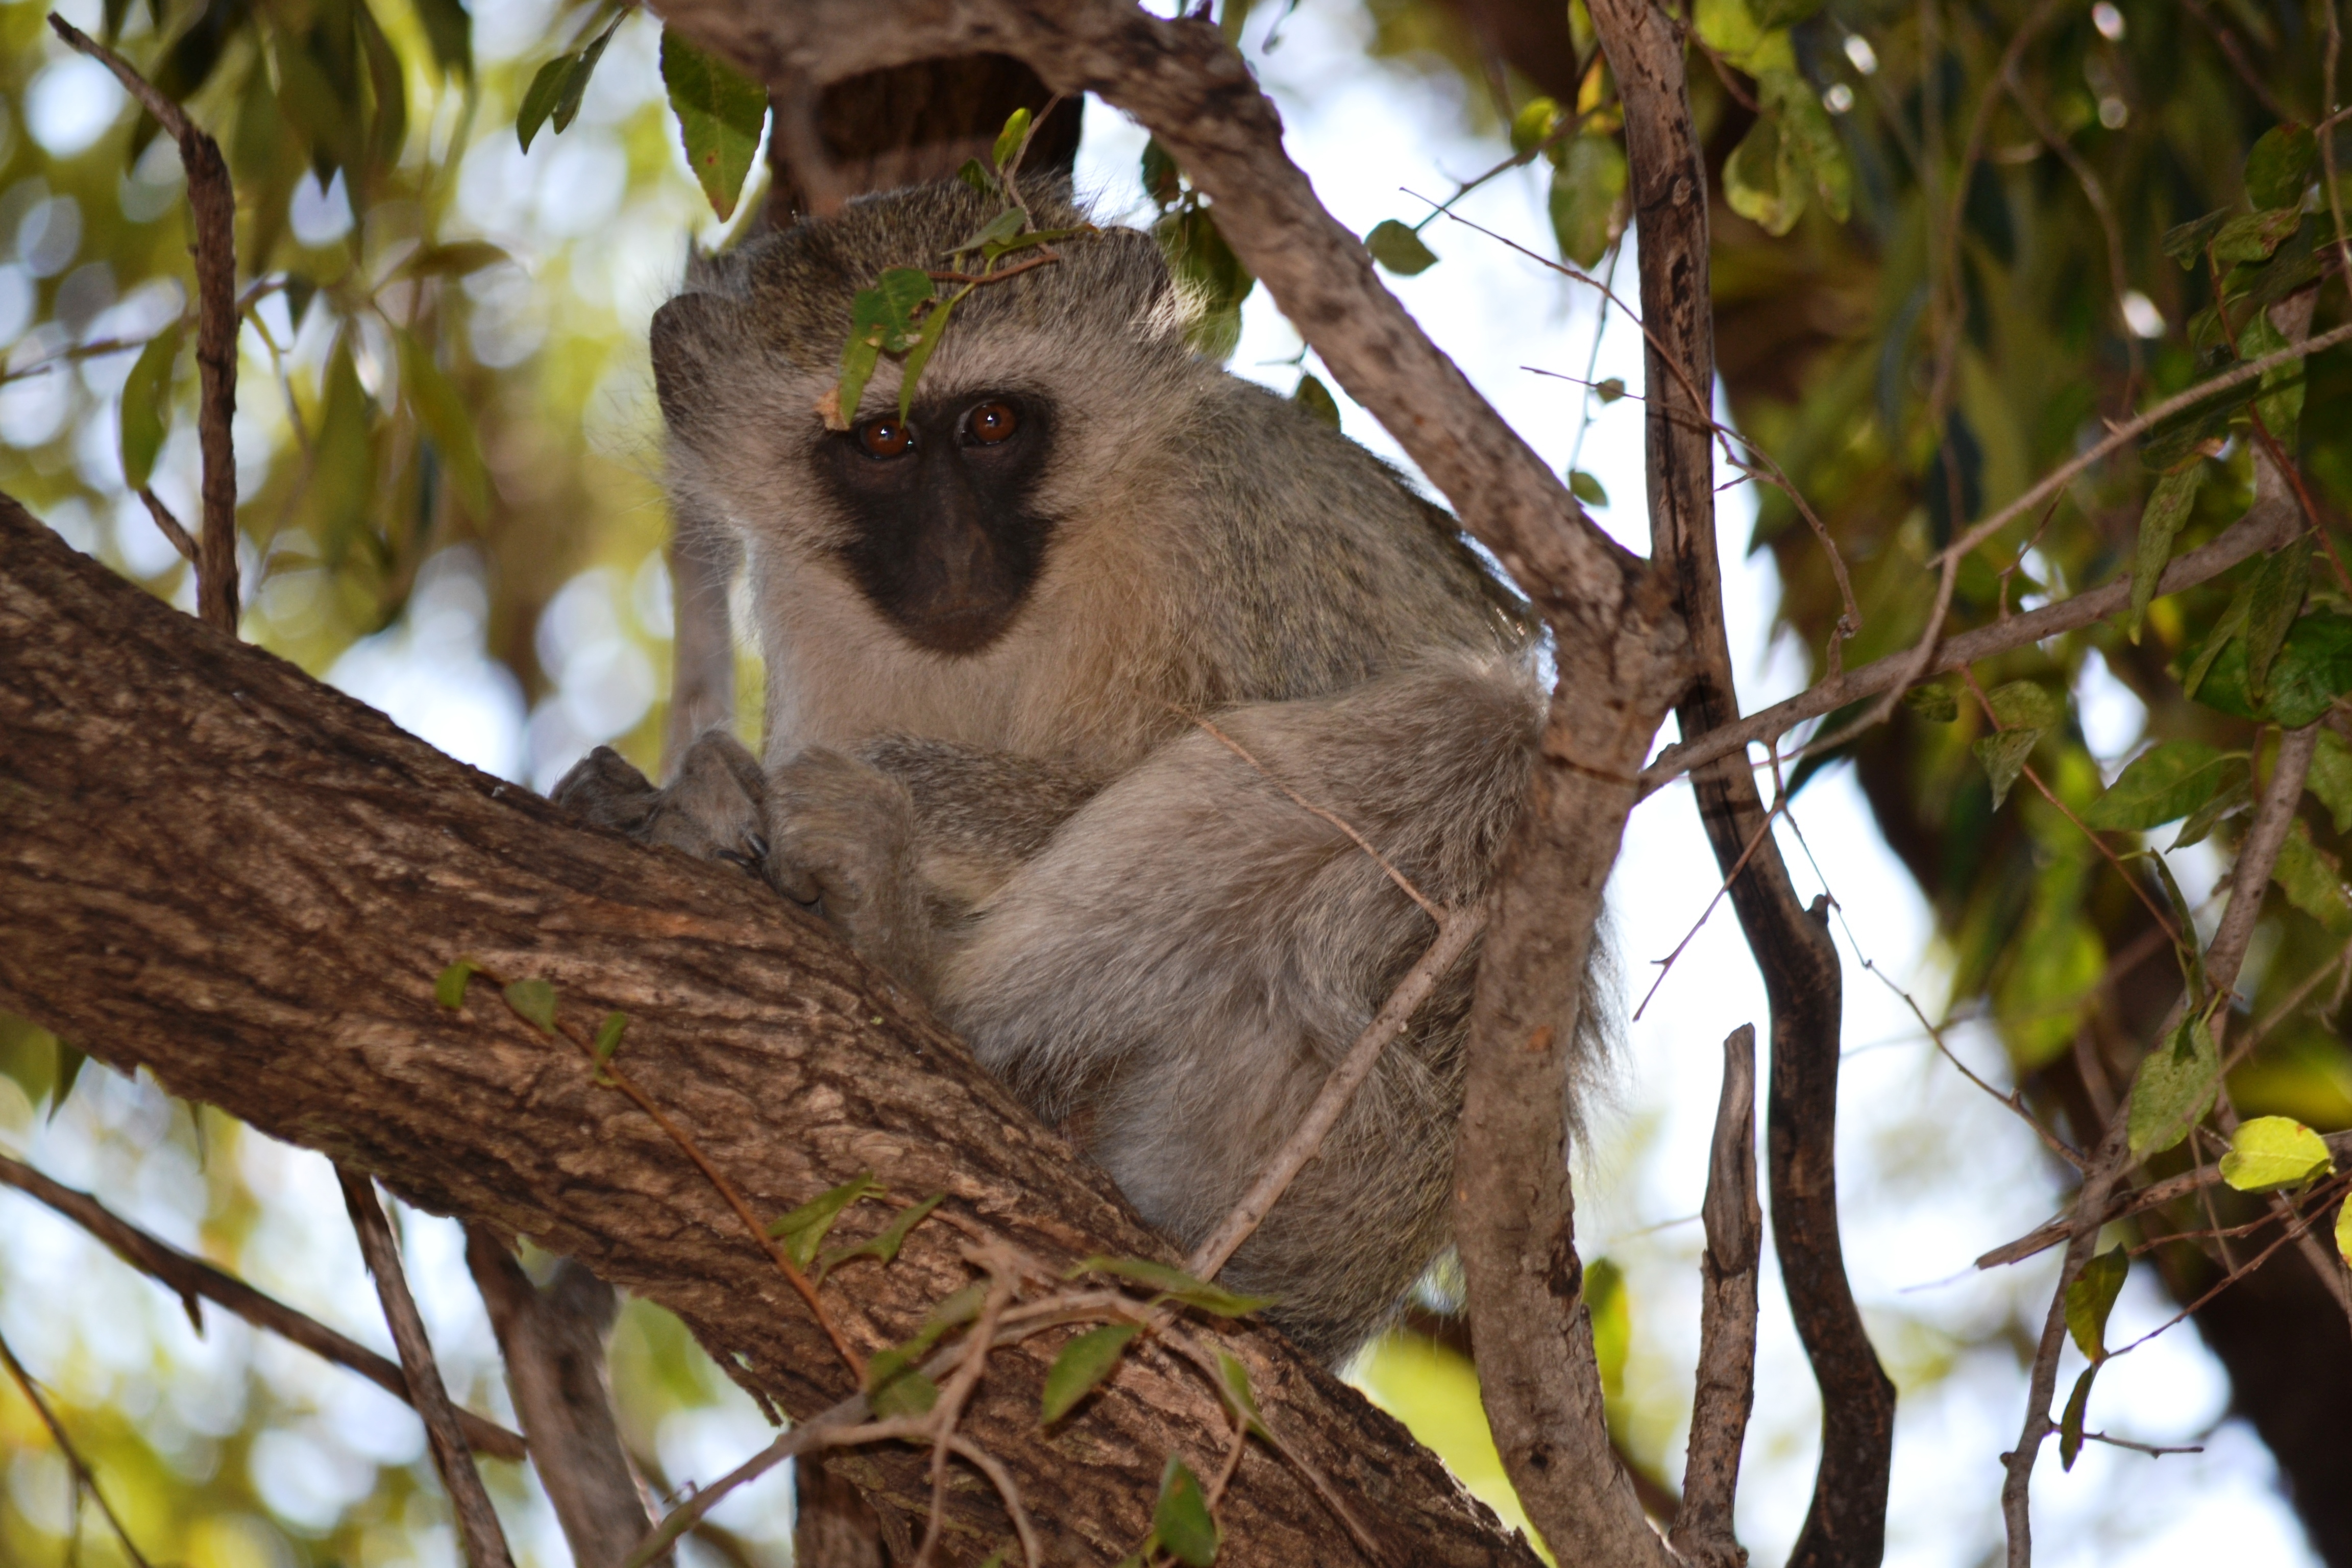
[858,419,913,458]
[965,401,1018,445]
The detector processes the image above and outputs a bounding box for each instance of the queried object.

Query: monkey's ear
[650,292,737,431]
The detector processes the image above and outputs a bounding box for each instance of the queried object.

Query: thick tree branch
[0,497,1534,1568]
[0,1153,526,1459]
[1588,4,1892,1563]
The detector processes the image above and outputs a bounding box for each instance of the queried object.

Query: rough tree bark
[0,498,1539,1568]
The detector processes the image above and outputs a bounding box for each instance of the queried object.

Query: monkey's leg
[936,655,1568,1364]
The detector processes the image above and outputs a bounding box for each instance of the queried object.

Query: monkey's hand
[762,748,935,992]
[550,732,771,873]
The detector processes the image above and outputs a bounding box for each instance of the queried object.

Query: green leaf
[395,329,490,515]
[1213,1351,1265,1434]
[119,323,185,493]
[2135,851,2210,1003]
[2064,1244,2128,1361]
[2245,122,2318,210]
[2161,210,2232,270]
[2129,465,2204,638]
[957,157,1000,201]
[2306,730,2352,835]
[405,241,512,277]
[517,55,573,153]
[2338,1195,2352,1270]
[50,1041,85,1121]
[2127,1014,2220,1158]
[552,18,622,139]
[1510,95,1561,157]
[1040,1324,1141,1423]
[1548,135,1627,269]
[950,208,1028,259]
[1365,219,1438,276]
[827,334,881,432]
[1594,377,1627,403]
[412,0,472,77]
[2180,573,2257,701]
[503,978,558,1034]
[1153,1457,1219,1568]
[2187,611,2352,727]
[1760,67,1849,223]
[817,1192,946,1282]
[870,1367,939,1416]
[356,0,407,172]
[1140,137,1182,208]
[660,29,769,222]
[1157,207,1253,358]
[2084,742,2249,831]
[2210,208,2304,266]
[993,106,1032,173]
[2170,774,2251,850]
[830,269,939,425]
[2059,1363,2096,1471]
[1902,683,1960,723]
[1587,1256,1630,1402]
[434,959,480,1009]
[1068,1256,1275,1317]
[2244,538,2314,701]
[1568,469,1608,508]
[592,1011,626,1066]
[1987,680,2064,732]
[767,1172,879,1267]
[2237,309,2308,445]
[897,288,960,421]
[1974,729,2042,811]
[2220,1115,2334,1192]
[1724,113,1801,236]
[2273,820,2352,937]
[1293,373,1340,428]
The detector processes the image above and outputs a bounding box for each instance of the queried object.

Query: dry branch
[341,1169,517,1568]
[1670,1024,1760,1568]
[0,1153,526,1459]
[0,495,1534,1568]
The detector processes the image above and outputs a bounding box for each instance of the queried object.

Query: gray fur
[560,180,1605,1364]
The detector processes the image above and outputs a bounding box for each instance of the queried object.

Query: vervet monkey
[557,180,1606,1363]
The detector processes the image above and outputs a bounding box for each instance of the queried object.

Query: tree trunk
[0,497,1537,1568]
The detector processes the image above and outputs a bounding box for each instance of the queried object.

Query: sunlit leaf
[592,1011,626,1067]
[768,1172,879,1267]
[2084,742,2248,831]
[503,978,557,1035]
[2245,122,2319,209]
[1041,1324,1140,1423]
[993,106,1033,172]
[816,1192,945,1281]
[1973,729,2041,812]
[2337,1197,2352,1271]
[1366,219,1438,276]
[1153,1456,1219,1568]
[1725,113,1800,236]
[897,286,959,419]
[1214,1351,1266,1434]
[118,322,185,493]
[1511,95,1560,156]
[1587,1255,1630,1402]
[660,29,768,222]
[2129,465,2204,638]
[2272,820,2352,937]
[2219,1115,2334,1193]
[2127,1014,2220,1158]
[2064,1244,2127,1361]
[1294,372,1340,428]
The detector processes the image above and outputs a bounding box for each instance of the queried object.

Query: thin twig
[1187,905,1486,1281]
[0,1326,156,1568]
[0,1153,525,1457]
[1668,1025,1759,1568]
[136,488,198,566]
[338,1169,516,1568]
[1633,792,1790,1020]
[51,15,238,634]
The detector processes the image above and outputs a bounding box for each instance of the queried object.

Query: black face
[816,391,1056,655]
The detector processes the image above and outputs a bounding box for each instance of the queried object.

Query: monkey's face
[815,389,1057,656]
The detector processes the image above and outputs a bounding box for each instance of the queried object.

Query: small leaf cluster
[1142,137,1256,359]
[1698,0,1849,238]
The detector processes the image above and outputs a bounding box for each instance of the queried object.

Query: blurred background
[3,0,2347,1563]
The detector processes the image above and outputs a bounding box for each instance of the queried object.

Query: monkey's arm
[934,654,1566,1362]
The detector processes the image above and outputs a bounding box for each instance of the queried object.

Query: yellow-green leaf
[1724,114,1801,236]
[1548,135,1627,268]
[2059,1363,2096,1471]
[118,322,184,492]
[434,959,480,1009]
[1587,1255,1630,1402]
[1040,1324,1140,1423]
[2064,1244,2127,1361]
[2336,1196,2352,1270]
[503,977,557,1035]
[768,1172,879,1267]
[395,329,490,514]
[592,1011,626,1066]
[660,29,769,222]
[1294,372,1339,428]
[817,1192,945,1282]
[1569,469,1608,508]
[2219,1115,2334,1193]
[1153,1457,1219,1568]
[2127,1015,2220,1158]
[1068,1256,1274,1317]
[1366,219,1438,276]
[1214,1351,1265,1434]
[993,106,1032,173]
[1510,95,1560,156]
